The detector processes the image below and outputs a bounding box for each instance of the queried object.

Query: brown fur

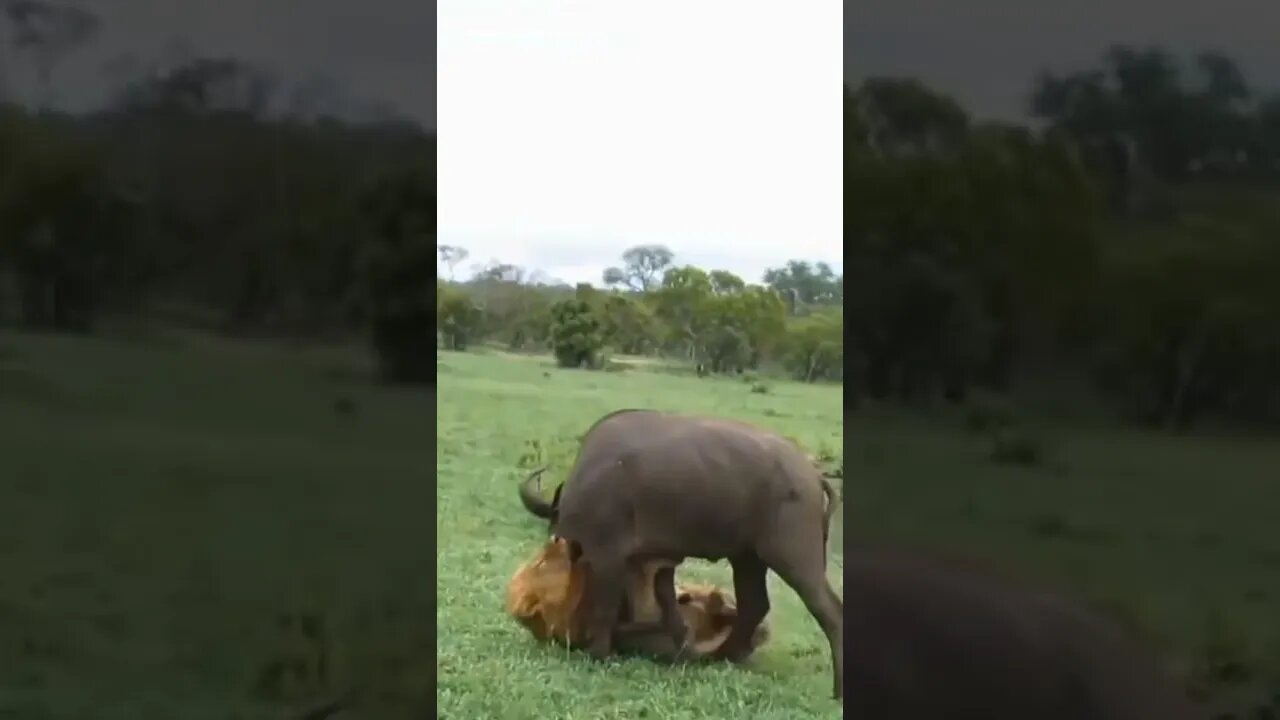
[505,537,591,646]
[843,545,1198,719]
[546,409,842,698]
[505,538,769,659]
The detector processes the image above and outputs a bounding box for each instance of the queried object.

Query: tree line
[4,14,1280,430]
[436,246,845,383]
[846,45,1280,430]
[1,3,437,384]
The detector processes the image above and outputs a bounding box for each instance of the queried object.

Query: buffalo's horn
[518,466,557,519]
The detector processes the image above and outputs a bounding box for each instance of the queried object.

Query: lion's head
[505,536,588,646]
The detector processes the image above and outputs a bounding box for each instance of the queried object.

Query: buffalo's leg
[762,547,844,700]
[583,554,627,661]
[651,565,689,654]
[715,553,770,662]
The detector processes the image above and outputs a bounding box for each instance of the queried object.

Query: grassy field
[436,350,845,719]
[5,328,1280,717]
[844,398,1280,711]
[0,329,433,719]
[449,349,1280,715]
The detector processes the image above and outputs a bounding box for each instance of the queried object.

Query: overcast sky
[846,0,1280,120]
[437,1,843,287]
[8,0,1278,288]
[0,0,436,123]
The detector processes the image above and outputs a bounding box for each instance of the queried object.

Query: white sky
[437,1,843,287]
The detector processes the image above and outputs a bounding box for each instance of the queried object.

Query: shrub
[437,283,483,351]
[780,309,843,382]
[548,298,604,369]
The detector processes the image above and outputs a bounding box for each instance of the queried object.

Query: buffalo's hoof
[587,642,611,662]
[714,643,752,664]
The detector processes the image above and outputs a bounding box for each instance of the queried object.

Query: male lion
[505,537,769,660]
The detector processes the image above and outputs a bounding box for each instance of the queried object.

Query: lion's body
[505,538,769,659]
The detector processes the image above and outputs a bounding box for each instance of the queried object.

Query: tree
[548,291,604,369]
[1032,46,1279,187]
[436,281,482,351]
[470,261,524,284]
[762,260,842,312]
[602,244,674,292]
[846,80,1106,401]
[3,0,101,108]
[652,265,713,361]
[0,112,134,332]
[109,56,274,118]
[357,153,436,384]
[697,280,753,374]
[850,77,970,156]
[650,267,788,374]
[437,244,468,280]
[1195,51,1249,107]
[1093,190,1280,429]
[781,309,844,383]
[464,268,553,351]
[598,293,661,355]
[701,282,787,372]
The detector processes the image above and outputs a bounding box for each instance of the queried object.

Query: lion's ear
[705,591,726,614]
[676,592,691,604]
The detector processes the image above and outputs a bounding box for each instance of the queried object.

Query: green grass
[845,403,1280,706]
[6,329,1280,717]
[0,329,433,719]
[437,350,845,719]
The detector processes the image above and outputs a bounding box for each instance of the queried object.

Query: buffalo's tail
[819,477,838,550]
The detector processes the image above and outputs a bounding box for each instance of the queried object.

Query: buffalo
[842,544,1199,719]
[518,408,842,699]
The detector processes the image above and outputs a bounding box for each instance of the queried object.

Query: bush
[548,298,604,369]
[437,283,483,351]
[780,309,843,382]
